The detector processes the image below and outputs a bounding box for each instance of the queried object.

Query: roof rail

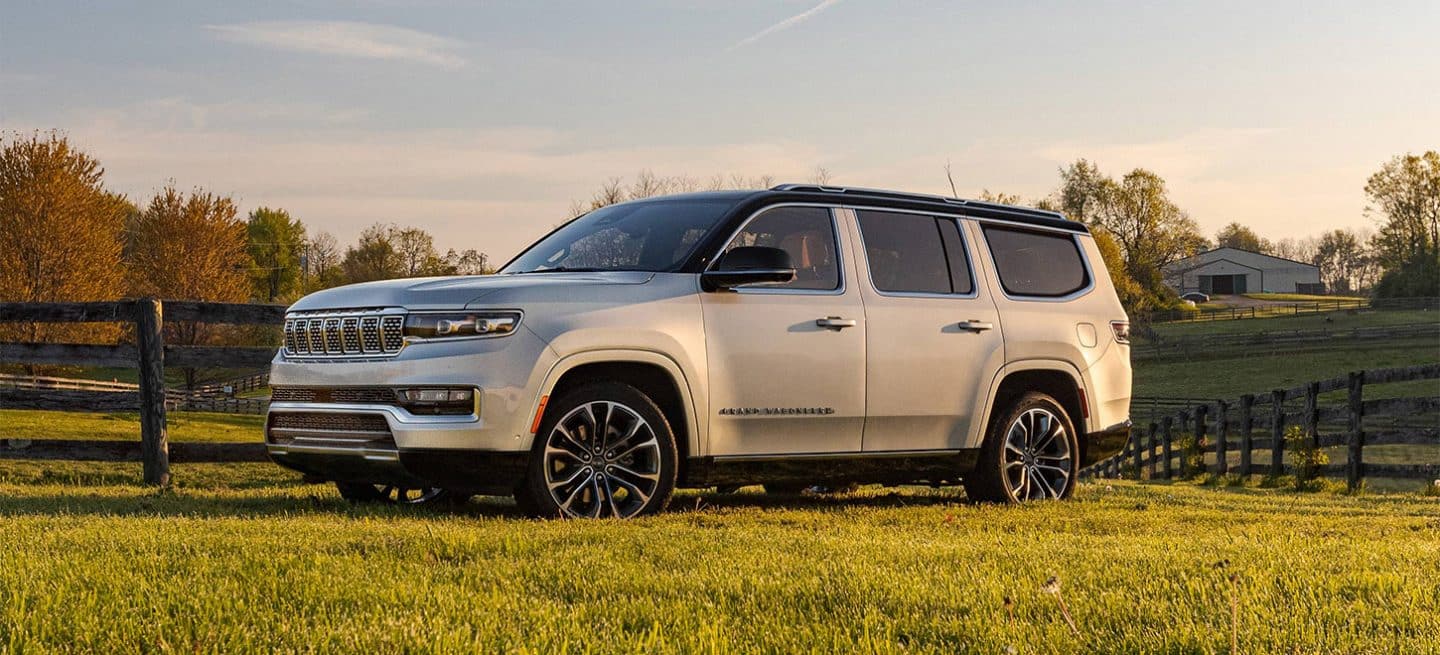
[769,183,1065,220]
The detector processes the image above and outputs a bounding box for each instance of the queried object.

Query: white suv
[267,185,1131,517]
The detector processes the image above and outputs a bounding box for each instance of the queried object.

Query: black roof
[761,184,1086,232]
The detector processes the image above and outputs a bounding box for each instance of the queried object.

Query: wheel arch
[979,361,1090,462]
[531,350,700,479]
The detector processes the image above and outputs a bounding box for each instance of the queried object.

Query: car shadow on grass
[0,484,978,521]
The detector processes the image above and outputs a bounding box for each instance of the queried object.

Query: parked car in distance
[1180,291,1210,303]
[266,185,1132,517]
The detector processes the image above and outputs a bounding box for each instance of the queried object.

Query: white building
[1164,247,1322,295]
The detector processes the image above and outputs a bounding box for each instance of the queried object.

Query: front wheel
[515,382,678,519]
[964,392,1078,503]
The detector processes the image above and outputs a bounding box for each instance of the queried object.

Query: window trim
[704,203,847,296]
[852,207,979,300]
[979,221,1095,302]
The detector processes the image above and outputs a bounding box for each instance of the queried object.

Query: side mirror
[701,246,797,291]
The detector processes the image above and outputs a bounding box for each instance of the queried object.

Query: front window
[502,198,735,274]
[721,206,840,291]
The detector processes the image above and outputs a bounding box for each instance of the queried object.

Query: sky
[2,0,1437,261]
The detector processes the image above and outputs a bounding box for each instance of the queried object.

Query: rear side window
[857,211,973,295]
[983,226,1089,297]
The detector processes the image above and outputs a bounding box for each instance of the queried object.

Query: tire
[335,482,467,506]
[964,392,1079,504]
[515,381,678,519]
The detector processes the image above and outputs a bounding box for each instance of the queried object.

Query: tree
[301,231,344,292]
[126,183,251,389]
[1312,229,1367,294]
[1271,236,1319,264]
[246,207,307,303]
[1214,222,1271,253]
[1052,160,1207,310]
[440,249,491,275]
[393,226,443,277]
[341,224,403,283]
[0,131,130,356]
[1366,151,1440,297]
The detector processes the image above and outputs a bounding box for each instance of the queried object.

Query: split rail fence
[0,300,284,485]
[1082,364,1440,490]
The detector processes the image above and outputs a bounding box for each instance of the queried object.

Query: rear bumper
[1082,420,1132,466]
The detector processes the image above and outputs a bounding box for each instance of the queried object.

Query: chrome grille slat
[282,310,406,360]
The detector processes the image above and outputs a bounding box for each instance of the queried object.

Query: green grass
[0,469,1438,653]
[1133,343,1440,399]
[0,409,262,443]
[1145,309,1439,340]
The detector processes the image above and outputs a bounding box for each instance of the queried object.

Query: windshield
[501,198,737,274]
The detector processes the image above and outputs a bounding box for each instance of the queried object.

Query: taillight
[1110,320,1130,344]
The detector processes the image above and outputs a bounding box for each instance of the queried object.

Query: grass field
[1144,308,1438,340]
[1,466,1438,653]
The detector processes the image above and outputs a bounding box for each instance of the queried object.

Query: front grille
[269,412,390,432]
[283,309,405,359]
[271,387,398,404]
[266,412,397,452]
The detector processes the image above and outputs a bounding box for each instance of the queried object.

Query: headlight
[403,311,522,340]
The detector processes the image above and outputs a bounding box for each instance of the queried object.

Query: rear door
[848,208,1005,452]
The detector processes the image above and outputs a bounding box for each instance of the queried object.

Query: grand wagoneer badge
[719,407,836,416]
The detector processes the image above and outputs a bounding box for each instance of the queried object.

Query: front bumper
[265,403,532,492]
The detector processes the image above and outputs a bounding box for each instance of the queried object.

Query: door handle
[957,320,994,332]
[816,317,858,330]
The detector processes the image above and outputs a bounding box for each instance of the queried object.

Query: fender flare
[974,359,1090,447]
[526,349,702,458]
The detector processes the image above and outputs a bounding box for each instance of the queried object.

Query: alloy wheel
[542,400,663,518]
[1002,407,1073,501]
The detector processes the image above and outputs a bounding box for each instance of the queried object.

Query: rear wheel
[515,382,678,519]
[334,482,467,505]
[964,392,1078,503]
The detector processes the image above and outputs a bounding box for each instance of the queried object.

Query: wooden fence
[0,373,270,415]
[0,300,284,485]
[1082,364,1440,490]
[1138,298,1369,324]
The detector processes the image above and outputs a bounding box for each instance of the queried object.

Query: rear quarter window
[982,226,1089,297]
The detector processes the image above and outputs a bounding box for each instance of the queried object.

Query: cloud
[728,0,843,51]
[205,20,466,68]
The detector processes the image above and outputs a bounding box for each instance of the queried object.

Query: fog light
[405,389,451,402]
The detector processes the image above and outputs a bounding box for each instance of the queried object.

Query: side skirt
[682,449,979,488]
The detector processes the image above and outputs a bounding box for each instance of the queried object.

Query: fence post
[1161,416,1174,480]
[1347,371,1365,491]
[1146,422,1158,479]
[1132,426,1144,479]
[1178,409,1192,478]
[1270,389,1286,477]
[1194,404,1209,475]
[1238,394,1254,477]
[135,298,170,486]
[1215,400,1229,476]
[1304,381,1320,449]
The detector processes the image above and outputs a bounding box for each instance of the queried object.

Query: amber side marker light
[530,395,550,433]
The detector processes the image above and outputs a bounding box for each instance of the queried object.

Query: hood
[287,271,657,312]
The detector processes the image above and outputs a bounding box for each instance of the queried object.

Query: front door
[848,209,1005,452]
[701,205,867,456]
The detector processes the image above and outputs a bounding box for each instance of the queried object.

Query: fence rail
[1083,364,1440,490]
[0,300,283,484]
